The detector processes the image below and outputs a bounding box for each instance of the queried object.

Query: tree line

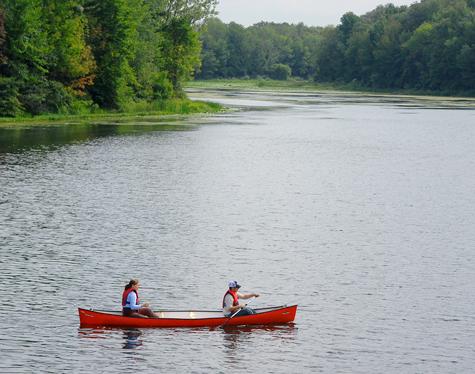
[0,0,217,117]
[197,0,475,94]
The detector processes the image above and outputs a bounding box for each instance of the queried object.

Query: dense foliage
[198,0,475,94]
[0,0,216,116]
[198,19,322,80]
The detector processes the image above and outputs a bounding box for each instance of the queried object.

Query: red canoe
[78,305,297,328]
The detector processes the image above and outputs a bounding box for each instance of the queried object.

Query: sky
[216,0,418,27]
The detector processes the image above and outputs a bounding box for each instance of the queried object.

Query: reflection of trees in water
[0,122,191,154]
[0,125,120,153]
[222,324,297,364]
[123,329,143,350]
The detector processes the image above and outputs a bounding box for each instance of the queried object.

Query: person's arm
[224,294,246,313]
[228,292,259,312]
[237,292,260,300]
[127,292,141,310]
[228,303,246,313]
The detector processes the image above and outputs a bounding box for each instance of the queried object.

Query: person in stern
[122,279,159,318]
[223,280,259,317]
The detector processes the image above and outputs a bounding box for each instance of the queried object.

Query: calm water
[1,89,475,373]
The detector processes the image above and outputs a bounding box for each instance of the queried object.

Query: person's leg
[138,307,160,318]
[234,307,255,317]
[123,309,148,318]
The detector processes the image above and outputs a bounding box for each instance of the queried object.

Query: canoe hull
[78,305,297,328]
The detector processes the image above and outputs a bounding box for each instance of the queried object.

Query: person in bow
[122,279,159,318]
[222,280,259,317]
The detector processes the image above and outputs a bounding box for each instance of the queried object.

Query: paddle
[220,297,255,328]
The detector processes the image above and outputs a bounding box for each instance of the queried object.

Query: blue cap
[228,280,241,289]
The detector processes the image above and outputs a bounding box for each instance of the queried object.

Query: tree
[159,0,217,26]
[85,0,144,109]
[2,0,49,77]
[41,0,96,95]
[338,12,360,47]
[370,18,404,88]
[0,6,6,64]
[226,22,248,77]
[344,25,373,84]
[147,0,217,92]
[161,17,201,93]
[1,0,52,114]
[314,26,345,82]
[197,17,228,79]
[131,1,171,100]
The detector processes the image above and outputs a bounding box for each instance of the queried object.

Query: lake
[1,89,475,373]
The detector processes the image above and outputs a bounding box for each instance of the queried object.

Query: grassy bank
[187,78,327,92]
[0,99,223,127]
[187,79,475,98]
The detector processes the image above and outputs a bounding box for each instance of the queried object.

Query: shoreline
[0,99,223,127]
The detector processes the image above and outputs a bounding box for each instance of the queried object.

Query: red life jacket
[222,289,239,308]
[122,288,139,308]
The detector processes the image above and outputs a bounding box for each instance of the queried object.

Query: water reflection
[78,327,143,349]
[122,329,143,350]
[0,122,193,154]
[78,328,111,340]
[221,324,297,364]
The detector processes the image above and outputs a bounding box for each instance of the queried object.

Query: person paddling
[222,280,259,317]
[122,279,159,318]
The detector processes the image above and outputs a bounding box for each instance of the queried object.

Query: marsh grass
[187,79,475,98]
[0,99,223,126]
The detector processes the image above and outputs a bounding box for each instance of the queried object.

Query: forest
[198,0,475,95]
[1,0,474,118]
[0,0,217,117]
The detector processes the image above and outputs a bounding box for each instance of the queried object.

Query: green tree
[247,24,280,77]
[370,18,404,87]
[338,12,360,47]
[287,38,305,77]
[314,26,345,82]
[2,0,48,78]
[344,25,373,84]
[160,0,217,26]
[0,6,6,64]
[41,0,96,95]
[402,22,435,88]
[131,1,171,100]
[85,0,143,109]
[1,0,52,114]
[161,18,201,93]
[226,22,248,77]
[198,17,229,79]
[148,0,217,93]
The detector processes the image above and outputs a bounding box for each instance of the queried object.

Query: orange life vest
[222,289,239,308]
[122,288,139,308]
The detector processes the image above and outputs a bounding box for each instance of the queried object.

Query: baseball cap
[228,280,241,289]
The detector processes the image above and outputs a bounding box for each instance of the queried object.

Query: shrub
[151,72,174,100]
[20,79,74,115]
[0,77,24,117]
[268,64,291,80]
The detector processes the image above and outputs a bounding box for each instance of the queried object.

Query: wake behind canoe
[78,305,297,328]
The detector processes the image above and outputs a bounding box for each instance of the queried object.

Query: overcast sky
[216,0,418,27]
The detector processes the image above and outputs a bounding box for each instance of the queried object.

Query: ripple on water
[1,90,475,372]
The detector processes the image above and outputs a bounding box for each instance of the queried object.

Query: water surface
[1,89,475,373]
